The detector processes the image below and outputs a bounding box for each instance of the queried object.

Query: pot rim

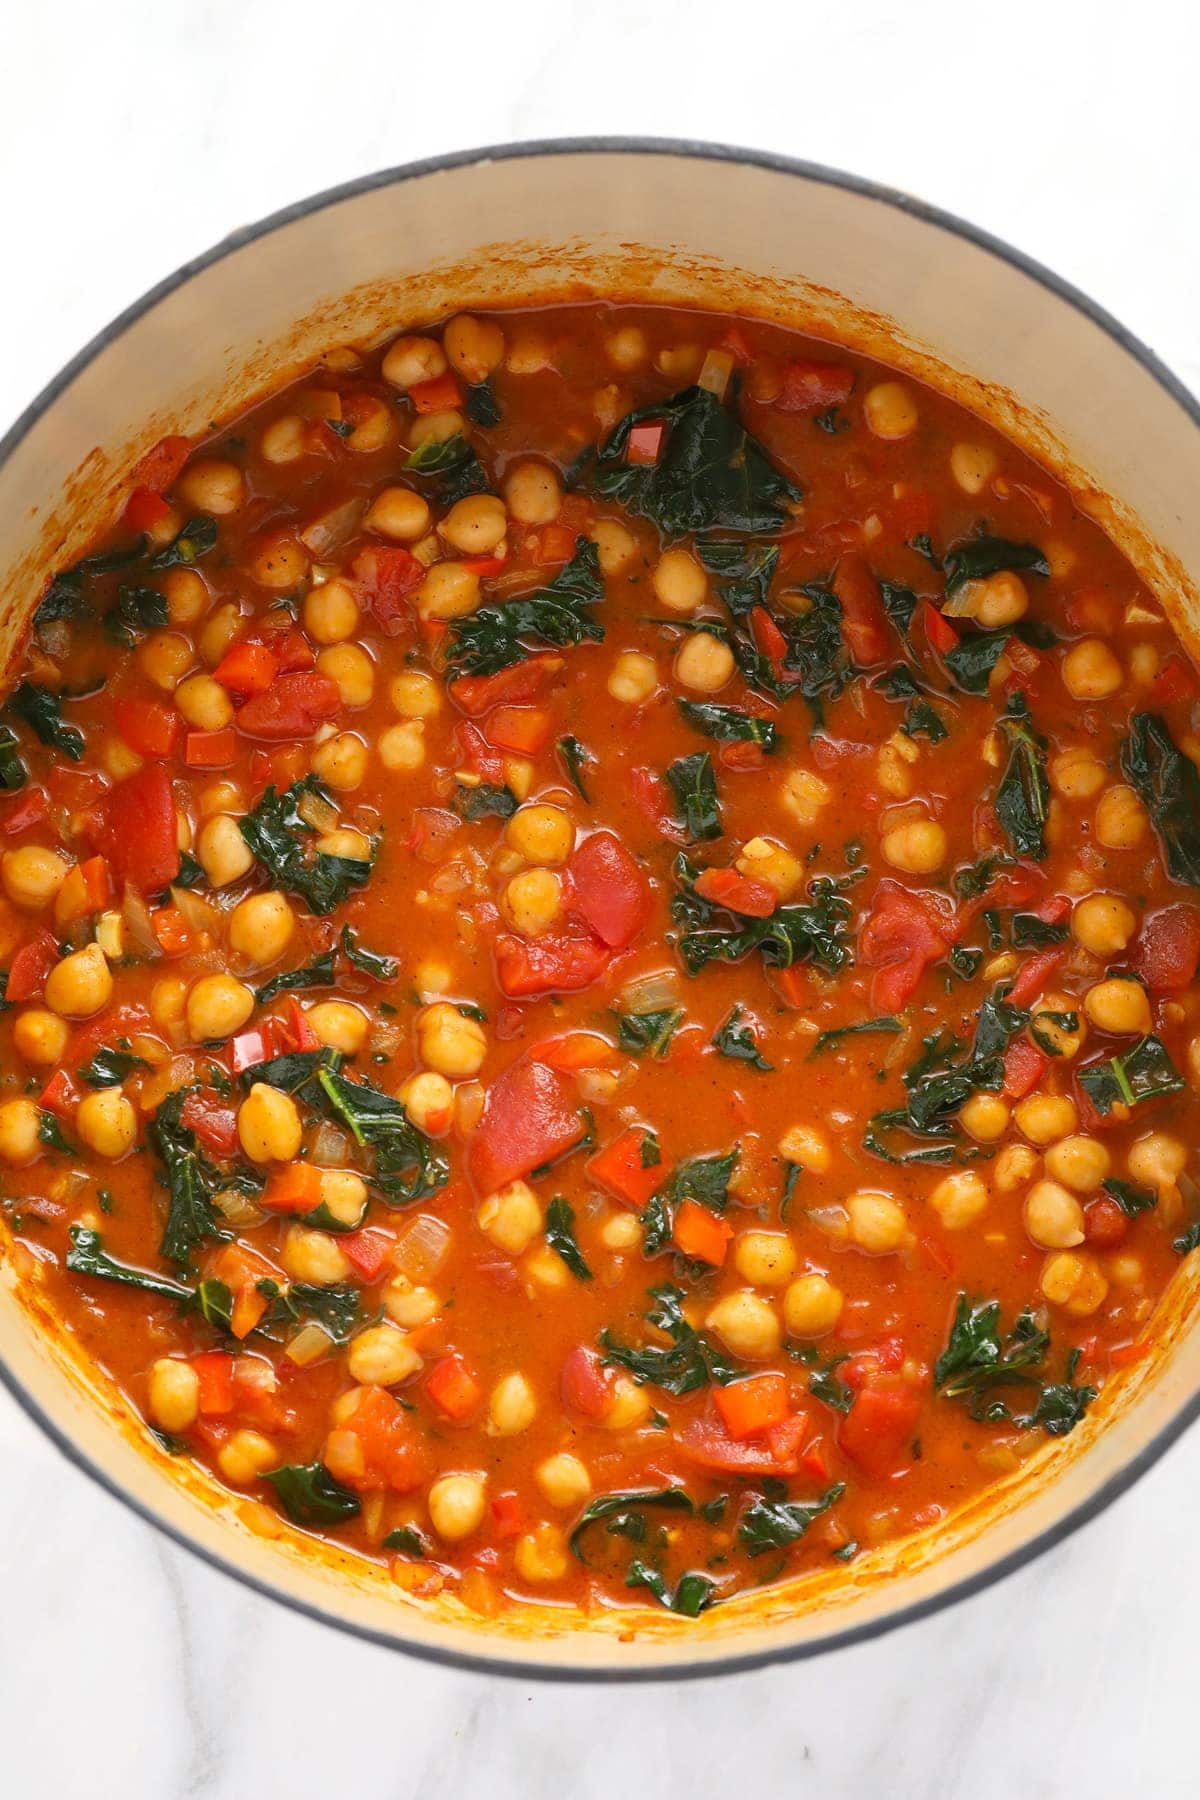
[2,135,1198,1683]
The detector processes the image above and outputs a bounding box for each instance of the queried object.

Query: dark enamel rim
[2,136,1198,1684]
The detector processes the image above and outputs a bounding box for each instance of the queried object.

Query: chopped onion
[940,583,982,620]
[298,788,339,833]
[310,1121,350,1167]
[213,1186,266,1229]
[697,347,734,401]
[807,1203,849,1240]
[286,1322,335,1367]
[617,967,681,1015]
[299,496,365,556]
[170,884,220,941]
[368,1018,405,1056]
[393,1212,452,1281]
[121,885,160,958]
[879,800,925,834]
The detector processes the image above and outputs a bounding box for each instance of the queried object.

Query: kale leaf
[8,683,85,760]
[1078,1035,1185,1116]
[994,691,1050,860]
[672,854,855,978]
[544,1197,593,1281]
[263,1461,362,1526]
[676,698,779,753]
[711,1005,773,1070]
[737,1481,844,1556]
[600,1283,741,1395]
[446,538,604,676]
[611,1005,684,1059]
[943,535,1049,596]
[569,1487,693,1560]
[1121,712,1200,887]
[666,750,722,841]
[239,776,375,915]
[151,1089,231,1271]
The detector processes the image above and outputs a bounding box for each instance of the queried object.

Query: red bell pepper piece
[130,434,191,495]
[192,1352,236,1416]
[114,697,181,759]
[213,642,280,696]
[123,488,173,533]
[425,1353,481,1420]
[627,421,664,465]
[409,371,463,414]
[1008,946,1066,1008]
[588,1126,667,1208]
[672,1198,732,1266]
[1003,1035,1048,1098]
[713,1374,790,1440]
[692,866,777,918]
[340,1228,393,1281]
[919,600,960,655]
[185,728,238,769]
[832,552,891,667]
[180,1092,239,1159]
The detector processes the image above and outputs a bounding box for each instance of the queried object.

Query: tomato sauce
[2,302,1198,1619]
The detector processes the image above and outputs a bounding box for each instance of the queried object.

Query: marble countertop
[4,2,1199,1793]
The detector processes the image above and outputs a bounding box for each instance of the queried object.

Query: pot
[2,138,1198,1679]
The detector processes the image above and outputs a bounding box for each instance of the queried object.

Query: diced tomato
[185,728,238,769]
[773,964,810,1009]
[130,433,190,495]
[713,1374,790,1440]
[531,1033,616,1073]
[1135,903,1200,993]
[1003,1035,1048,1098]
[776,359,855,411]
[833,552,891,666]
[1149,654,1200,706]
[750,605,788,674]
[1084,1197,1129,1248]
[919,600,960,655]
[589,1126,667,1208]
[692,865,777,918]
[334,1386,430,1493]
[1008,946,1066,1008]
[491,1491,526,1539]
[426,1353,482,1421]
[94,764,179,892]
[567,830,652,949]
[211,1243,277,1340]
[192,1352,235,1416]
[180,1092,239,1159]
[54,854,112,925]
[235,671,341,740]
[122,487,173,533]
[340,1228,393,1281]
[678,1413,804,1476]
[630,766,687,842]
[560,1345,616,1420]
[485,705,552,755]
[213,641,280,696]
[627,421,664,465]
[718,739,767,773]
[354,543,424,630]
[672,1198,732,1266]
[151,906,197,957]
[859,880,954,1011]
[39,1069,75,1116]
[838,1382,923,1476]
[114,697,180,759]
[283,995,320,1053]
[457,720,507,785]
[262,1162,325,1215]
[229,1027,274,1075]
[494,922,612,998]
[449,654,565,717]
[409,370,463,414]
[0,786,48,837]
[518,521,579,566]
[467,1056,587,1193]
[268,626,316,673]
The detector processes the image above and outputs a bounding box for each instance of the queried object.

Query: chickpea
[200,603,244,667]
[73,1086,137,1158]
[652,548,707,614]
[2,845,69,910]
[1094,784,1147,849]
[316,643,375,710]
[310,733,367,793]
[734,1231,797,1287]
[1013,1093,1078,1146]
[0,1097,42,1165]
[186,973,254,1042]
[1072,893,1137,957]
[604,1374,652,1429]
[674,632,735,693]
[365,485,431,541]
[1127,1131,1187,1191]
[260,415,307,465]
[608,650,658,704]
[390,671,442,718]
[778,1124,832,1172]
[504,460,562,526]
[1045,1135,1111,1194]
[949,442,998,495]
[379,722,426,773]
[297,999,366,1058]
[863,381,918,439]
[1062,638,1122,700]
[848,1191,910,1254]
[488,1372,537,1437]
[416,561,480,622]
[383,1276,441,1328]
[418,1002,486,1078]
[600,1211,642,1250]
[318,1170,369,1228]
[196,813,254,888]
[175,672,234,732]
[1051,746,1107,799]
[444,314,505,384]
[303,579,359,645]
[346,1324,422,1387]
[178,458,244,515]
[1041,1250,1109,1316]
[995,1142,1039,1192]
[505,804,574,867]
[502,867,563,936]
[783,1274,844,1339]
[965,571,1028,628]
[150,975,188,1032]
[780,768,832,827]
[408,409,463,451]
[705,1292,781,1360]
[12,1008,69,1066]
[381,335,447,391]
[282,1224,351,1285]
[229,891,294,966]
[148,1358,200,1432]
[440,493,507,556]
[881,820,947,875]
[138,630,194,692]
[45,944,112,1019]
[477,1181,542,1255]
[960,1092,1009,1143]
[514,1522,568,1585]
[237,1083,303,1163]
[250,534,308,592]
[929,1170,989,1229]
[536,1452,591,1509]
[1084,977,1152,1036]
[428,1472,487,1541]
[523,1242,571,1292]
[163,568,208,625]
[217,1429,278,1486]
[605,325,649,372]
[736,837,803,900]
[590,518,637,577]
[1024,1179,1086,1249]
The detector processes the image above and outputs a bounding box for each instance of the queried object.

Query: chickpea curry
[4,300,1200,1623]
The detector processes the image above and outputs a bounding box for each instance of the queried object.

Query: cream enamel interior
[2,144,1200,1676]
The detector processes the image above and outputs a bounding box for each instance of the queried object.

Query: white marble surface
[4,1,1200,1793]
